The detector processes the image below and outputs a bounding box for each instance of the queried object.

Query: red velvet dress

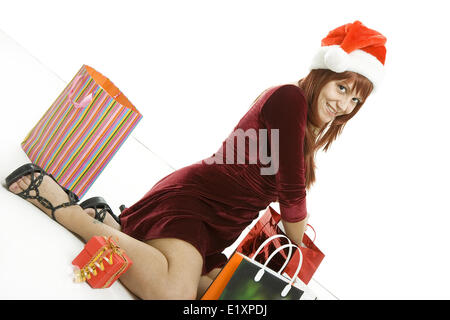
[119,84,308,275]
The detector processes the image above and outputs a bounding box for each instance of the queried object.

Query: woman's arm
[260,85,309,223]
[281,214,308,247]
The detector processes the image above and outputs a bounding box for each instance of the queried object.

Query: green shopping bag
[202,235,317,300]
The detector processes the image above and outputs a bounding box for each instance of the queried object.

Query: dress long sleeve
[260,85,308,222]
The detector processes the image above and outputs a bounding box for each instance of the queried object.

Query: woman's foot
[8,170,120,230]
[8,173,78,221]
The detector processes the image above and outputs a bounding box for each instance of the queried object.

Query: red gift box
[72,236,133,288]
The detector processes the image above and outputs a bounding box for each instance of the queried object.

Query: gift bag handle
[254,243,303,297]
[253,234,292,259]
[67,74,94,109]
[252,234,293,273]
[306,224,317,243]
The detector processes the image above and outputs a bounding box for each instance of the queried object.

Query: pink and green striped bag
[21,65,142,199]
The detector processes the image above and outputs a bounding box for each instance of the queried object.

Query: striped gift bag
[21,65,142,199]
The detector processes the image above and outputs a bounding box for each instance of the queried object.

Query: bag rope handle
[306,224,317,243]
[67,74,94,109]
[252,234,293,273]
[253,243,303,298]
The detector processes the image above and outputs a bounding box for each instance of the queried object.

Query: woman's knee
[142,237,204,300]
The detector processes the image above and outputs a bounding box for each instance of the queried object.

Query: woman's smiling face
[316,79,363,124]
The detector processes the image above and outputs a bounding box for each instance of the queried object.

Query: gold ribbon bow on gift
[73,236,125,283]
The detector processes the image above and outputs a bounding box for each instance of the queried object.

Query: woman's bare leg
[83,207,121,231]
[81,197,209,299]
[8,174,202,300]
[207,267,222,280]
[197,276,213,299]
[197,267,223,299]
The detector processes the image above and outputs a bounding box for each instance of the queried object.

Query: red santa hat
[310,20,387,90]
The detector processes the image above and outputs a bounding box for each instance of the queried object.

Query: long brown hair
[298,69,374,189]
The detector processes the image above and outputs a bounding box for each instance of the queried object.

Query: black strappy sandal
[5,163,79,223]
[79,196,121,225]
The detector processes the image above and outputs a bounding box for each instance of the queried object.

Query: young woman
[5,20,386,299]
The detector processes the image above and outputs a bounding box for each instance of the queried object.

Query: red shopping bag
[236,206,324,284]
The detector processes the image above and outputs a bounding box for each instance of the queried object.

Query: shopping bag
[21,65,142,199]
[72,236,133,288]
[237,206,325,284]
[202,236,317,300]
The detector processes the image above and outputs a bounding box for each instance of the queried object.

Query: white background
[1,0,450,299]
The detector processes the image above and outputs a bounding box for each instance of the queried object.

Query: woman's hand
[281,213,309,247]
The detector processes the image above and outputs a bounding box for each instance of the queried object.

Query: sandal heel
[80,197,121,225]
